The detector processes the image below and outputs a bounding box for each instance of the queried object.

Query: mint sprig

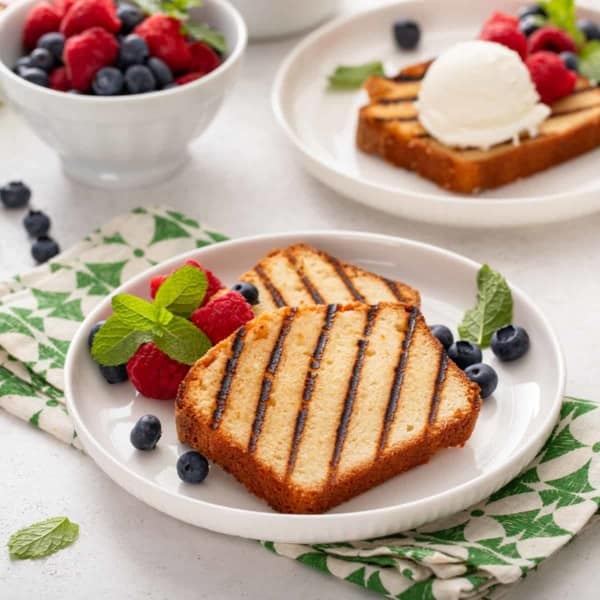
[8,517,79,560]
[153,314,210,364]
[580,41,600,83]
[154,265,207,316]
[458,265,513,348]
[327,62,385,90]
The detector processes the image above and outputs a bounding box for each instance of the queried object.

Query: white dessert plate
[65,232,565,543]
[272,0,600,227]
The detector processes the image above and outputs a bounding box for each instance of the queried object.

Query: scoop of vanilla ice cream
[416,40,551,149]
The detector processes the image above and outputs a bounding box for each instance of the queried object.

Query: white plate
[272,0,600,227]
[65,232,565,543]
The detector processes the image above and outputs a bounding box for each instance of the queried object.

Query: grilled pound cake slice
[176,303,481,514]
[239,243,420,315]
[357,61,600,194]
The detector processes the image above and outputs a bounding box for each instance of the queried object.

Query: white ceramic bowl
[0,0,247,189]
[228,0,338,39]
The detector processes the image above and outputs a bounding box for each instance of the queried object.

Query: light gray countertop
[2,1,600,598]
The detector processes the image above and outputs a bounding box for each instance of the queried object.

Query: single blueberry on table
[447,340,482,370]
[31,236,60,263]
[177,451,210,483]
[118,34,149,68]
[465,363,498,399]
[130,415,162,450]
[430,324,453,350]
[1,181,31,209]
[124,64,156,94]
[491,325,530,362]
[117,3,145,33]
[147,57,173,88]
[20,67,49,87]
[232,281,260,306]
[92,67,124,96]
[29,47,55,72]
[23,210,51,237]
[393,19,421,50]
[37,32,65,63]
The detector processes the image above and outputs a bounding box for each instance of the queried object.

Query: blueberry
[119,34,149,67]
[162,82,177,90]
[92,67,124,96]
[447,340,482,370]
[465,363,498,399]
[393,19,421,50]
[37,32,65,63]
[124,64,156,94]
[23,210,51,237]
[147,57,173,87]
[14,55,32,75]
[491,325,530,362]
[177,451,209,483]
[29,47,55,72]
[519,15,544,37]
[560,51,579,72]
[1,181,31,209]
[20,67,49,87]
[430,324,453,350]
[232,281,259,305]
[31,236,60,263]
[88,320,105,349]
[130,415,162,450]
[99,364,129,384]
[117,3,145,33]
[578,19,600,41]
[517,4,547,19]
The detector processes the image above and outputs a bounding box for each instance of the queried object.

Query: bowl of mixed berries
[0,0,247,188]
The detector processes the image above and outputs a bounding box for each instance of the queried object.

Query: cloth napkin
[1,206,599,600]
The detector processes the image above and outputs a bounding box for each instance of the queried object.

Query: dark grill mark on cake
[377,96,418,105]
[323,255,366,302]
[254,265,287,308]
[427,351,449,427]
[211,327,246,430]
[248,309,297,452]
[375,116,419,123]
[284,250,325,304]
[384,278,406,302]
[329,306,380,475]
[287,304,339,472]
[550,102,600,118]
[378,307,419,454]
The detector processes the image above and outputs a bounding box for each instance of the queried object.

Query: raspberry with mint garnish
[528,26,577,54]
[526,51,577,104]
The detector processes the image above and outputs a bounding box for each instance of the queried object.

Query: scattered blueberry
[130,415,162,450]
[118,34,149,67]
[430,324,453,350]
[232,281,259,305]
[92,67,124,96]
[88,320,105,349]
[1,181,31,209]
[578,19,600,41]
[31,236,60,263]
[519,15,544,37]
[37,32,65,63]
[560,51,579,72]
[177,451,210,483]
[447,341,482,370]
[465,363,498,399]
[393,19,421,50]
[23,210,51,237]
[147,57,173,88]
[99,364,129,384]
[20,67,49,87]
[13,55,32,75]
[517,4,548,19]
[117,3,145,33]
[490,325,530,362]
[124,64,156,94]
[29,47,55,72]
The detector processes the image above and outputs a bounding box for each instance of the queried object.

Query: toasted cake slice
[239,243,420,315]
[357,61,600,194]
[176,302,481,514]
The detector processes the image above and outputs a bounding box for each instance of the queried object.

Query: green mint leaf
[112,294,165,331]
[132,0,161,14]
[185,22,228,54]
[152,315,211,365]
[327,62,385,90]
[580,41,600,83]
[541,0,585,46]
[8,517,79,560]
[458,265,513,348]
[91,315,152,366]
[154,265,207,317]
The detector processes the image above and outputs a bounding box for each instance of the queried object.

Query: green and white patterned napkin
[1,206,598,600]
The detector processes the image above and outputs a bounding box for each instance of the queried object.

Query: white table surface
[3,1,600,598]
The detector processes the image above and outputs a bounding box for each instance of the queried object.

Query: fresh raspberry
[53,0,77,18]
[526,51,577,104]
[482,11,519,31]
[528,26,577,54]
[480,22,528,60]
[49,66,71,91]
[64,27,119,91]
[134,14,191,72]
[60,0,121,37]
[23,2,61,50]
[188,41,221,74]
[149,274,169,298]
[127,342,190,400]
[175,72,204,85]
[191,291,254,344]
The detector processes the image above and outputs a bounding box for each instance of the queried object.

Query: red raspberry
[64,27,119,91]
[60,0,121,37]
[53,0,77,18]
[135,14,191,73]
[127,343,190,400]
[49,66,71,91]
[528,26,577,54]
[191,291,254,344]
[23,2,61,50]
[526,51,577,104]
[188,41,221,74]
[175,72,204,85]
[482,11,519,31]
[480,22,528,60]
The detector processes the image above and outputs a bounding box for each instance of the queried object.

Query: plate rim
[64,230,566,540]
